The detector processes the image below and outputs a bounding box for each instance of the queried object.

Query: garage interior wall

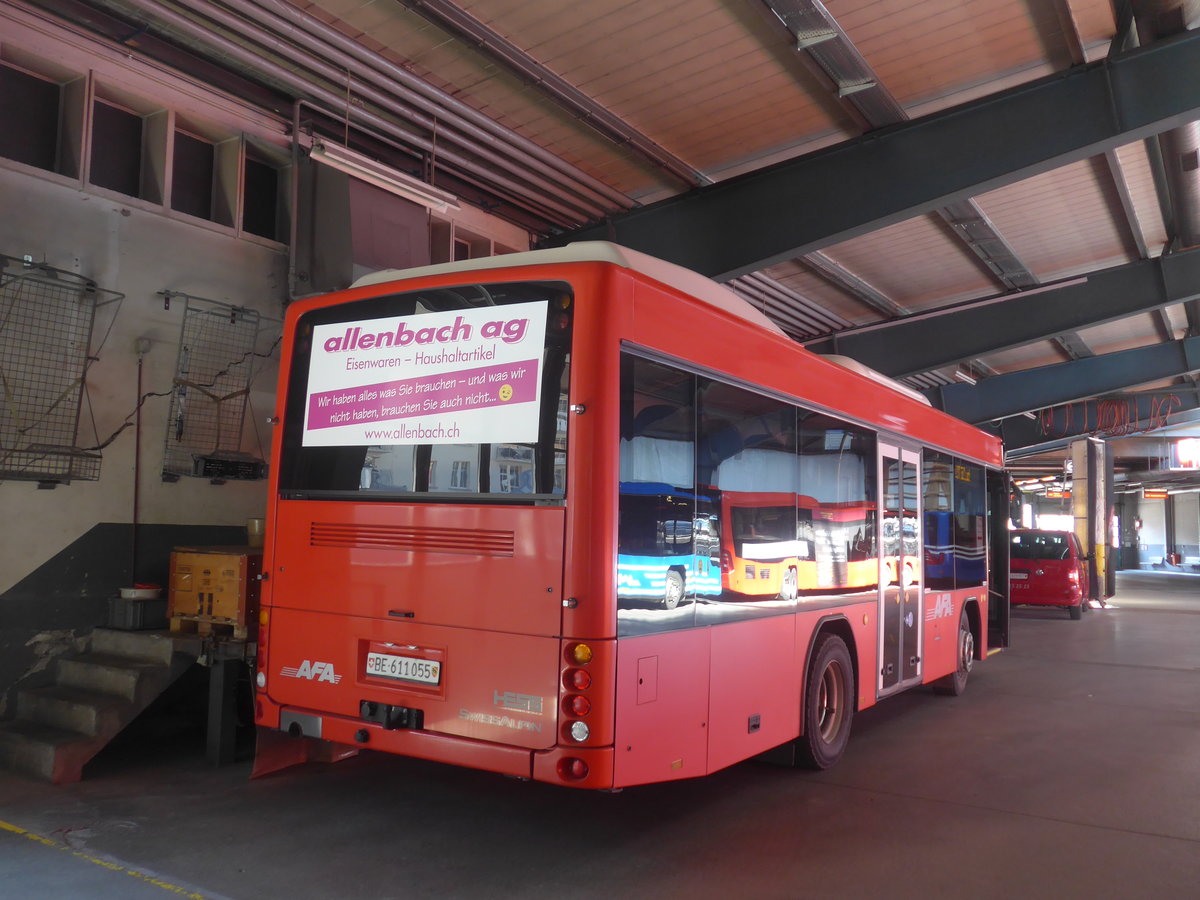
[0,34,291,710]
[0,8,531,716]
[1137,497,1168,566]
[1175,491,1200,563]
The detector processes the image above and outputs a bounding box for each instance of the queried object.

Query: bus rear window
[278,280,571,501]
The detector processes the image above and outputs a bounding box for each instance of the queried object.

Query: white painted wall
[0,164,286,594]
[1175,491,1199,558]
[1137,497,1167,565]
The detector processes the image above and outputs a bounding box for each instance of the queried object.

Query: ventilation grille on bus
[309,522,515,556]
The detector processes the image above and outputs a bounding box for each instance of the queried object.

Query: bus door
[878,443,923,695]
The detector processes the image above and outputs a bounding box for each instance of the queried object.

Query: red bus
[253,243,1007,788]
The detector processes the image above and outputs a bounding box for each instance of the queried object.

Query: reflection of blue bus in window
[617,482,722,609]
[923,510,987,589]
[924,510,956,590]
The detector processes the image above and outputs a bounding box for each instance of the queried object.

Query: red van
[1009,530,1089,619]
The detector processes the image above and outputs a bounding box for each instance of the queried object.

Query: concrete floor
[1,571,1197,900]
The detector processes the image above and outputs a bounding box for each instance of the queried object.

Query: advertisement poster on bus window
[303,300,547,447]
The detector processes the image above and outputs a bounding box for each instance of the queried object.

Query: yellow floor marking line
[0,817,214,899]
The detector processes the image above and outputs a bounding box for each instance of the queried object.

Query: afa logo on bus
[280,659,343,684]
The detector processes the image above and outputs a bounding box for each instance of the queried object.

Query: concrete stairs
[0,628,196,783]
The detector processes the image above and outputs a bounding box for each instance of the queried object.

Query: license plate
[1010,572,1028,580]
[365,652,442,685]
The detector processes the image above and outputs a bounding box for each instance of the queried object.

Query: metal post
[207,657,241,765]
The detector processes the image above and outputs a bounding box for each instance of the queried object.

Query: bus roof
[351,241,787,338]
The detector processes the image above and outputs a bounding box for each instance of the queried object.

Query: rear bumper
[1009,590,1082,608]
[255,698,615,788]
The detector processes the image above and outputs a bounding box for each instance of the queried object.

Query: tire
[662,570,684,610]
[1068,603,1082,620]
[933,606,974,696]
[797,633,855,770]
[779,567,798,601]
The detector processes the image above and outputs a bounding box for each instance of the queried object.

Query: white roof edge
[821,355,932,406]
[350,241,786,337]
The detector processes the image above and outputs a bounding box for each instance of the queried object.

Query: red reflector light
[565,694,591,717]
[566,668,592,691]
[559,757,589,780]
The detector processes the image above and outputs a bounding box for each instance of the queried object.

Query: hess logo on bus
[280,660,342,684]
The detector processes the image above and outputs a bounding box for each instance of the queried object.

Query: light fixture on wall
[309,138,460,213]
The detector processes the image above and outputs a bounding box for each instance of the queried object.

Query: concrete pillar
[1070,438,1114,600]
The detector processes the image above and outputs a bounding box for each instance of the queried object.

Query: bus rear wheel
[662,570,685,609]
[797,632,855,769]
[934,607,973,696]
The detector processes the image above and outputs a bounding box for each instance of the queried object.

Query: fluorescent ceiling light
[309,138,459,213]
[954,369,978,385]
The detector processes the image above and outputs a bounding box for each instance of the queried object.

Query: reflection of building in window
[429,445,476,492]
[450,460,471,489]
[493,444,534,493]
[363,444,414,490]
[554,451,566,493]
[496,463,520,492]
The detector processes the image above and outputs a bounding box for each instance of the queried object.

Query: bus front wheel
[662,570,685,609]
[797,632,855,769]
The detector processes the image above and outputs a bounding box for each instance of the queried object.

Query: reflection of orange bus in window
[805,498,877,590]
[720,491,815,599]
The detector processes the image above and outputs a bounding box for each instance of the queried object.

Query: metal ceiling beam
[551,30,1200,279]
[800,251,907,317]
[761,2,1037,378]
[727,271,849,337]
[803,247,1200,377]
[928,336,1200,424]
[1053,332,1096,360]
[1001,389,1200,453]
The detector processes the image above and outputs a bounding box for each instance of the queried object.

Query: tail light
[562,643,594,746]
[565,668,592,691]
[568,642,593,665]
[720,550,731,572]
[255,608,270,691]
[558,757,589,780]
[564,694,591,717]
